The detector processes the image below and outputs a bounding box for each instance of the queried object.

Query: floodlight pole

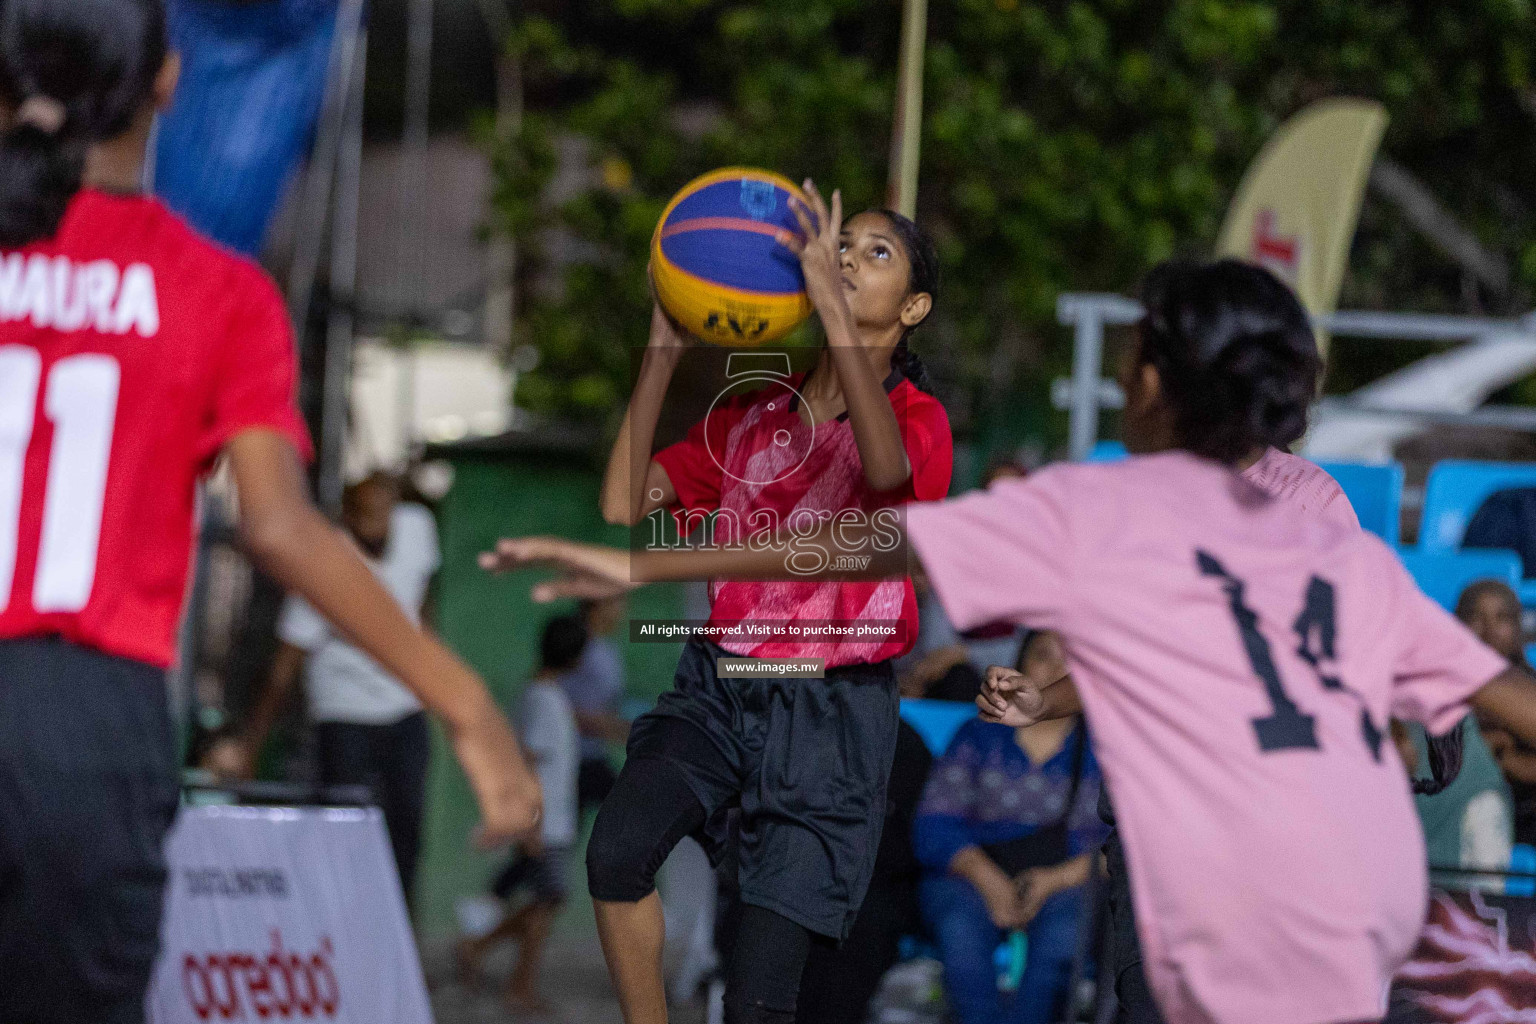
[318,26,367,515]
[886,0,928,219]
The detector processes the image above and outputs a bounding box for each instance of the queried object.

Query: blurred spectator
[1461,580,1536,845]
[458,615,586,1014]
[563,596,632,814]
[794,717,934,1024]
[913,631,1106,1024]
[208,473,439,897]
[1401,580,1518,878]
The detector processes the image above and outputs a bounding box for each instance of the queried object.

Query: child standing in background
[459,616,585,1014]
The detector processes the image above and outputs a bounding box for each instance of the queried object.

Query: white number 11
[0,346,120,614]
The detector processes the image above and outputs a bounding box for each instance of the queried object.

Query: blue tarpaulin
[154,0,342,255]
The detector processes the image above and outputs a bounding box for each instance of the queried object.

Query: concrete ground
[421,836,951,1024]
[423,930,708,1024]
[423,836,717,1024]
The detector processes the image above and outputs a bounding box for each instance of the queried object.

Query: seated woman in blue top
[914,630,1108,1024]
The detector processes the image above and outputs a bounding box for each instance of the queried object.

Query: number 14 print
[1197,548,1384,760]
[0,346,119,614]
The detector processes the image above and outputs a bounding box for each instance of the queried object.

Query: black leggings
[316,712,430,898]
[587,755,813,1023]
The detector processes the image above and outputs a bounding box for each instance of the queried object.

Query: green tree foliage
[488,0,1536,446]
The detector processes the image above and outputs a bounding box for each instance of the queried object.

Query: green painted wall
[413,453,685,940]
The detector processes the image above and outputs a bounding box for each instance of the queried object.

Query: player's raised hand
[977,665,1048,727]
[779,178,846,316]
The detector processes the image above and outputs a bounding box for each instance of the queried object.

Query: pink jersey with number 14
[906,448,1506,1024]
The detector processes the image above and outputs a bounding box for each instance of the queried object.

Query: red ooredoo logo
[181,931,340,1020]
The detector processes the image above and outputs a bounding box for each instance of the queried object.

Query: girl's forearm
[829,345,911,492]
[1500,750,1536,784]
[818,308,910,491]
[1054,852,1093,889]
[948,845,1010,892]
[1471,667,1536,752]
[240,642,304,753]
[1039,674,1084,721]
[600,344,681,526]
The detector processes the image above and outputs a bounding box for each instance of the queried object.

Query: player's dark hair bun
[0,0,167,248]
[1138,259,1322,463]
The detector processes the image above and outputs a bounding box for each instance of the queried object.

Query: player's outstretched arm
[780,181,912,493]
[1469,666,1536,752]
[226,429,541,845]
[480,512,905,590]
[599,303,685,526]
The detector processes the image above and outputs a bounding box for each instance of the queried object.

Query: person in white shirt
[210,473,441,899]
[458,615,584,1014]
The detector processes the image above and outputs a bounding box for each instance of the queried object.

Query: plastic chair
[1086,440,1128,462]
[1509,844,1536,899]
[900,698,977,756]
[1420,461,1536,554]
[1396,549,1522,612]
[1314,461,1404,545]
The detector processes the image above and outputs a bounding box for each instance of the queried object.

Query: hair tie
[16,95,66,135]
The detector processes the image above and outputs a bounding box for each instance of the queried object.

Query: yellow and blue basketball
[651,168,813,347]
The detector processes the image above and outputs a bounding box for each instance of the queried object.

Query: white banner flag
[147,805,432,1024]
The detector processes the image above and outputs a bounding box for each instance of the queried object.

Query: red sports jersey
[655,367,951,666]
[0,189,312,668]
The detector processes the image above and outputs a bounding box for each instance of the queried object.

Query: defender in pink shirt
[487,260,1536,1024]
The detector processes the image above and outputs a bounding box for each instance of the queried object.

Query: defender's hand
[478,537,637,603]
[977,666,1048,728]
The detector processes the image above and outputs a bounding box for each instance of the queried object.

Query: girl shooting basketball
[0,3,538,1021]
[487,259,1536,1024]
[535,183,952,1024]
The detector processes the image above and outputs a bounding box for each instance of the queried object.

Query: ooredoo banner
[147,805,432,1024]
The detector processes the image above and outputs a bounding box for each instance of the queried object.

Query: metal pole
[885,0,927,218]
[286,0,366,331]
[1068,310,1105,460]
[399,0,434,300]
[477,0,521,357]
[318,28,367,515]
[391,0,434,461]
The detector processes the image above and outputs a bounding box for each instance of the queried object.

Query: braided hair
[1413,723,1465,796]
[876,209,938,395]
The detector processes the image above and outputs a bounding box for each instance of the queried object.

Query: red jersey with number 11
[0,189,312,668]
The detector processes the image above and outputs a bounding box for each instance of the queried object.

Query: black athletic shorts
[1102,805,1167,1024]
[0,636,180,1024]
[628,638,900,941]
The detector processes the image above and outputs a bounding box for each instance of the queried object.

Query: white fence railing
[1056,293,1536,460]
